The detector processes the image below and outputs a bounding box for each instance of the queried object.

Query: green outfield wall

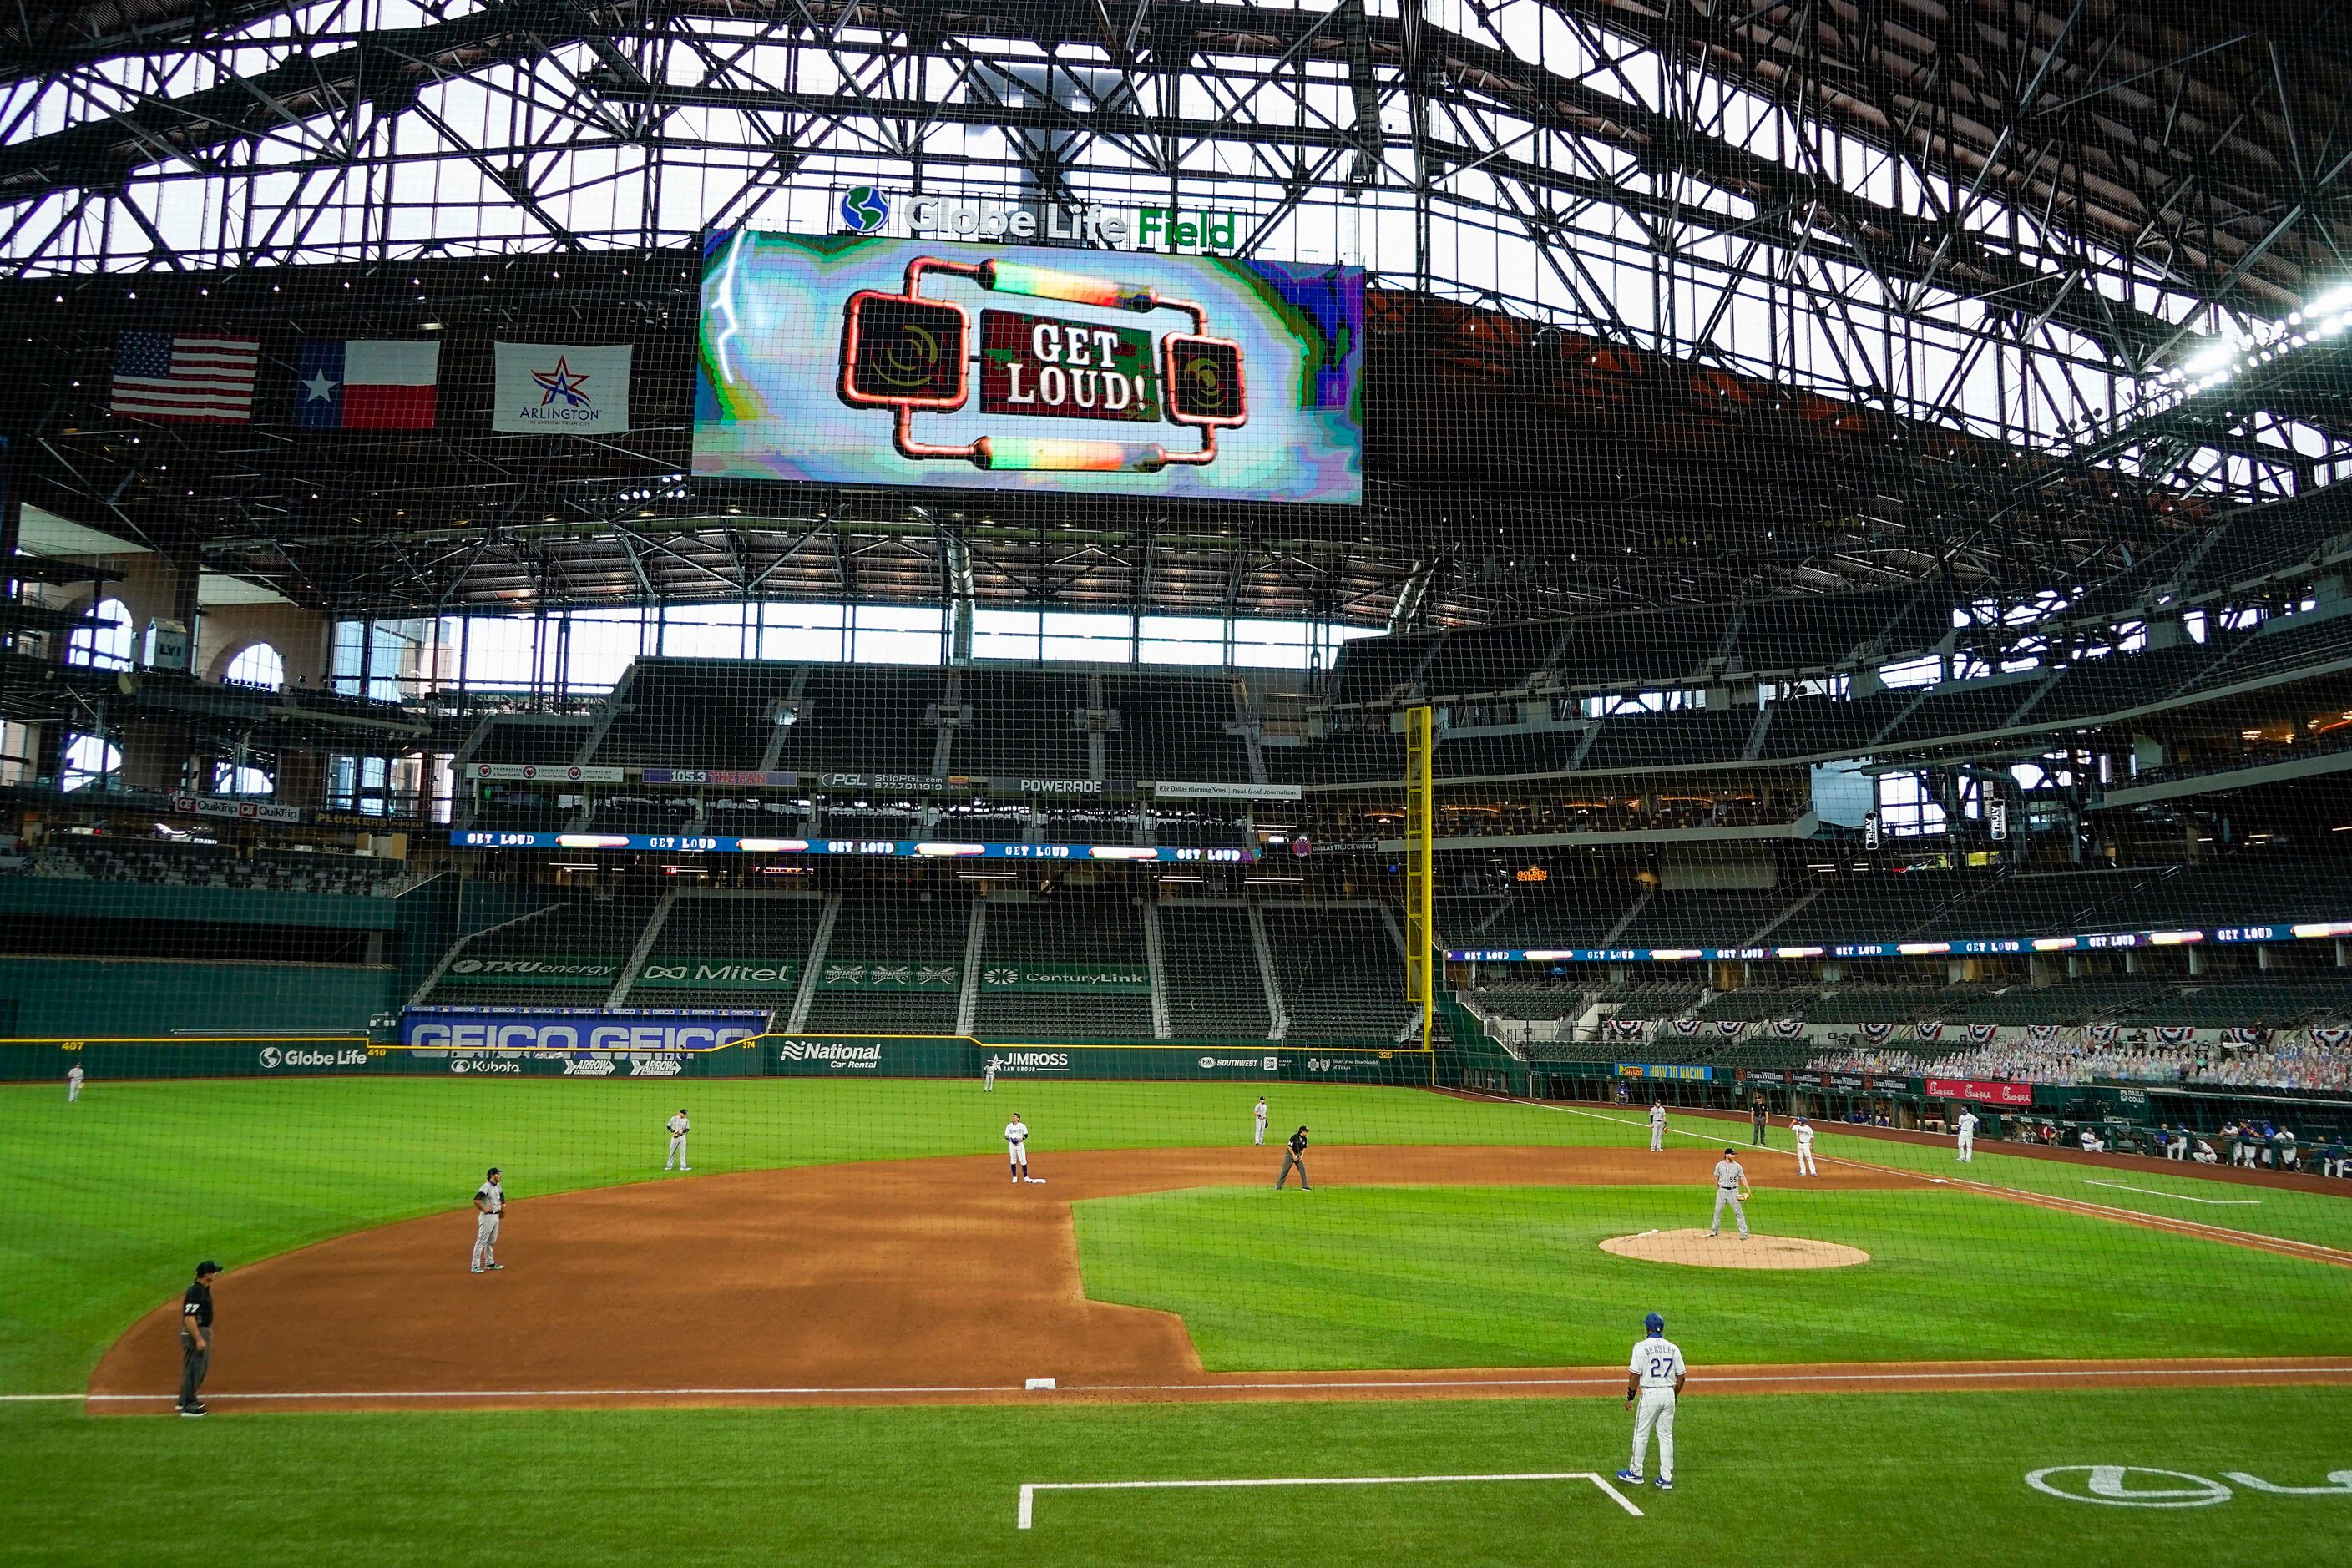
[0,1033,1428,1085]
[0,957,403,1036]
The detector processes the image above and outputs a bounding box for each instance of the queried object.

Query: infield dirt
[85,1144,2352,1413]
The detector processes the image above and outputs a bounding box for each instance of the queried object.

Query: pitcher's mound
[1600,1229,1870,1270]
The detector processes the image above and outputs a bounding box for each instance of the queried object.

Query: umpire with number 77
[177,1260,221,1417]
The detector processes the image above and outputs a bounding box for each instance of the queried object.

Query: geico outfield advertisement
[400,1012,768,1052]
[693,230,1363,503]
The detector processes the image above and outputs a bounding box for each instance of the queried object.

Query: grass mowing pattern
[0,1076,1641,1391]
[5,1388,2349,1566]
[1074,1183,2352,1368]
[1571,1100,2352,1249]
[6,1079,2351,1392]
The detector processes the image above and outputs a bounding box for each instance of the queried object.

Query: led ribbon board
[695,231,1362,502]
[451,832,1254,862]
[1449,922,2350,963]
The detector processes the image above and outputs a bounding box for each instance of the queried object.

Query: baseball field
[3,1074,2348,1566]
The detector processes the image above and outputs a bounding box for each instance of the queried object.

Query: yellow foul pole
[1404,705,1434,1054]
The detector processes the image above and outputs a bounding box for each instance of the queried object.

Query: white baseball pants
[1009,1141,1028,1176]
[1956,1131,1974,1161]
[472,1211,501,1270]
[1255,1121,1267,1146]
[1649,1123,1664,1151]
[1709,1190,1748,1237]
[1795,1145,1816,1176]
[1629,1388,1677,1482]
[665,1134,690,1171]
[67,1080,81,1102]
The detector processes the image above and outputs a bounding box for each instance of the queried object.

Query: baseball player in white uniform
[1707,1147,1750,1239]
[1254,1096,1269,1146]
[1006,1115,1039,1182]
[1618,1312,1686,1491]
[1792,1115,1818,1176]
[983,1055,998,1092]
[66,1064,84,1102]
[1955,1107,1978,1161]
[1648,1101,1667,1151]
[664,1108,690,1171]
[470,1166,505,1272]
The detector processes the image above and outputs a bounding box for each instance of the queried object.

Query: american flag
[110,331,260,422]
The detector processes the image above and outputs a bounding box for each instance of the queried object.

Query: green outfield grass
[3,1387,2347,1566]
[1075,1183,2352,1368]
[0,1075,1614,1391]
[1580,1100,2352,1250]
[4,1077,2349,1394]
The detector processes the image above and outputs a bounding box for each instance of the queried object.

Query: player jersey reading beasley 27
[1631,1333,1685,1388]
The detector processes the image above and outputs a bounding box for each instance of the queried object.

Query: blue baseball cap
[1644,1312,1664,1335]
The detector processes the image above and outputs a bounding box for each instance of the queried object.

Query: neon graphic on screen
[695,230,1360,503]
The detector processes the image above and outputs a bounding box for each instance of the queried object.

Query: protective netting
[4,22,2352,1562]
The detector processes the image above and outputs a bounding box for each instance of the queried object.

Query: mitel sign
[836,185,1241,254]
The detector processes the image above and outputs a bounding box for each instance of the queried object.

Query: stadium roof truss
[3,0,2350,622]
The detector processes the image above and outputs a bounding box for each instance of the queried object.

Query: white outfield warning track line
[1014,1471,1645,1530]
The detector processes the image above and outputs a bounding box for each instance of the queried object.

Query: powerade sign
[400,1010,767,1052]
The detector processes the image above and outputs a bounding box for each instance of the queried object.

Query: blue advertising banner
[399,1009,771,1053]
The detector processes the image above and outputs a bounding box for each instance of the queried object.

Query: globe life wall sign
[837,185,1242,254]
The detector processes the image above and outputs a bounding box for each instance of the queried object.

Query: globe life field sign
[693,230,1363,503]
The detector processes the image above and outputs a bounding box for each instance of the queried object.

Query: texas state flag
[294,339,441,429]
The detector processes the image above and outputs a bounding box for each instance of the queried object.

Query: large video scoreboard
[693,230,1363,504]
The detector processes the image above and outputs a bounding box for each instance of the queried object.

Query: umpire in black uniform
[1276,1125,1312,1190]
[1751,1095,1769,1146]
[178,1260,220,1417]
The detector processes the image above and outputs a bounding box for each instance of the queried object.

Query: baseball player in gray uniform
[1648,1101,1667,1151]
[470,1167,505,1272]
[67,1064,84,1102]
[664,1108,690,1171]
[1254,1096,1268,1146]
[1006,1115,1039,1181]
[1707,1147,1750,1239]
[1617,1311,1685,1490]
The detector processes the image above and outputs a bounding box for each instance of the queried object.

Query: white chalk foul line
[1015,1471,1644,1530]
[2084,1179,2262,1206]
[53,1363,2352,1409]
